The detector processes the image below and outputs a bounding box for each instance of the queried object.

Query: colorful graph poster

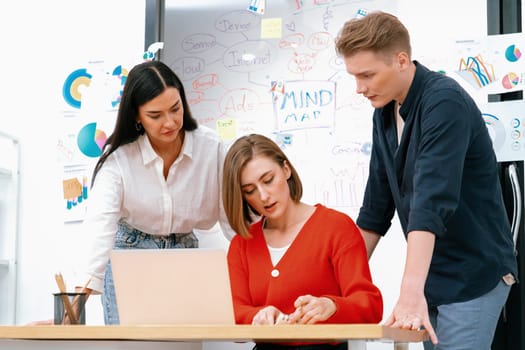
[479,99,525,162]
[454,33,525,95]
[62,164,91,223]
[61,61,129,113]
[486,33,525,94]
[58,60,134,222]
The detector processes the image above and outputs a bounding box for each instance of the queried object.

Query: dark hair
[335,11,411,60]
[91,60,198,185]
[222,134,303,237]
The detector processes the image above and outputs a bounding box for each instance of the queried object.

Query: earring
[135,122,143,132]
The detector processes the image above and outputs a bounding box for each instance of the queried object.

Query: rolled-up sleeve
[407,94,470,237]
[357,114,396,236]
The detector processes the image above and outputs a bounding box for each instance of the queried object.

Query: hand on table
[252,295,336,326]
[384,293,438,345]
[251,305,286,325]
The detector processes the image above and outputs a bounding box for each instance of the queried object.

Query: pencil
[54,273,78,325]
[71,277,92,315]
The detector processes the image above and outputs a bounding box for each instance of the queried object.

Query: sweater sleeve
[227,235,259,324]
[323,214,383,323]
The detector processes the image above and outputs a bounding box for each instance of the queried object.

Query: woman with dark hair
[223,134,383,350]
[75,60,232,324]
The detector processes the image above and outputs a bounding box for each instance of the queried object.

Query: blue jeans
[423,278,511,350]
[102,221,198,325]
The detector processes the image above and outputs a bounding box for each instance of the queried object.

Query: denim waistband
[115,221,198,249]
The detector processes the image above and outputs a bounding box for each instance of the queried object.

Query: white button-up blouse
[78,126,233,292]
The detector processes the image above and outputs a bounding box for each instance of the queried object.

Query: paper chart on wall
[454,33,525,96]
[58,60,137,222]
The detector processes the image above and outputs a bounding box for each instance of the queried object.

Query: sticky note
[261,18,282,39]
[217,118,237,141]
[63,178,82,199]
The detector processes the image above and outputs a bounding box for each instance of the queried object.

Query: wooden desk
[0,324,428,350]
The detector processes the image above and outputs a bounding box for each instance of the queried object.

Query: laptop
[110,248,235,325]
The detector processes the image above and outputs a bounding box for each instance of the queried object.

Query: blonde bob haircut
[222,134,303,238]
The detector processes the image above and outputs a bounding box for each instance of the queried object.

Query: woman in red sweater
[222,134,383,350]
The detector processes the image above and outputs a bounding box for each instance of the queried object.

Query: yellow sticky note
[217,118,237,141]
[261,18,282,39]
[63,178,82,199]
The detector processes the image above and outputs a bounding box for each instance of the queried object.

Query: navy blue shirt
[356,61,518,306]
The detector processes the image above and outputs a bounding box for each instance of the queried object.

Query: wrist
[400,276,426,296]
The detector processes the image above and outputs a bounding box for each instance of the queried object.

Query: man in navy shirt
[335,11,517,349]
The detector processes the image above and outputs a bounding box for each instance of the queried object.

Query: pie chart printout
[77,122,107,157]
[63,68,92,109]
[502,72,520,89]
[505,44,522,62]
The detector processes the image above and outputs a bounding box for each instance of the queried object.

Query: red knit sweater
[227,204,383,326]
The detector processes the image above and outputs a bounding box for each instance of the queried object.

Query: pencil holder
[53,292,86,325]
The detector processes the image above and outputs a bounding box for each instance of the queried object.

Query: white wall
[0,0,146,325]
[0,1,499,349]
[1,0,63,323]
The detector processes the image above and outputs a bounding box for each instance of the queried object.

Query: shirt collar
[138,131,193,166]
[398,60,429,121]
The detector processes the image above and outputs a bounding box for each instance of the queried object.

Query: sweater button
[271,269,280,277]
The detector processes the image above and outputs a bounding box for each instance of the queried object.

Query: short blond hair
[335,11,411,60]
